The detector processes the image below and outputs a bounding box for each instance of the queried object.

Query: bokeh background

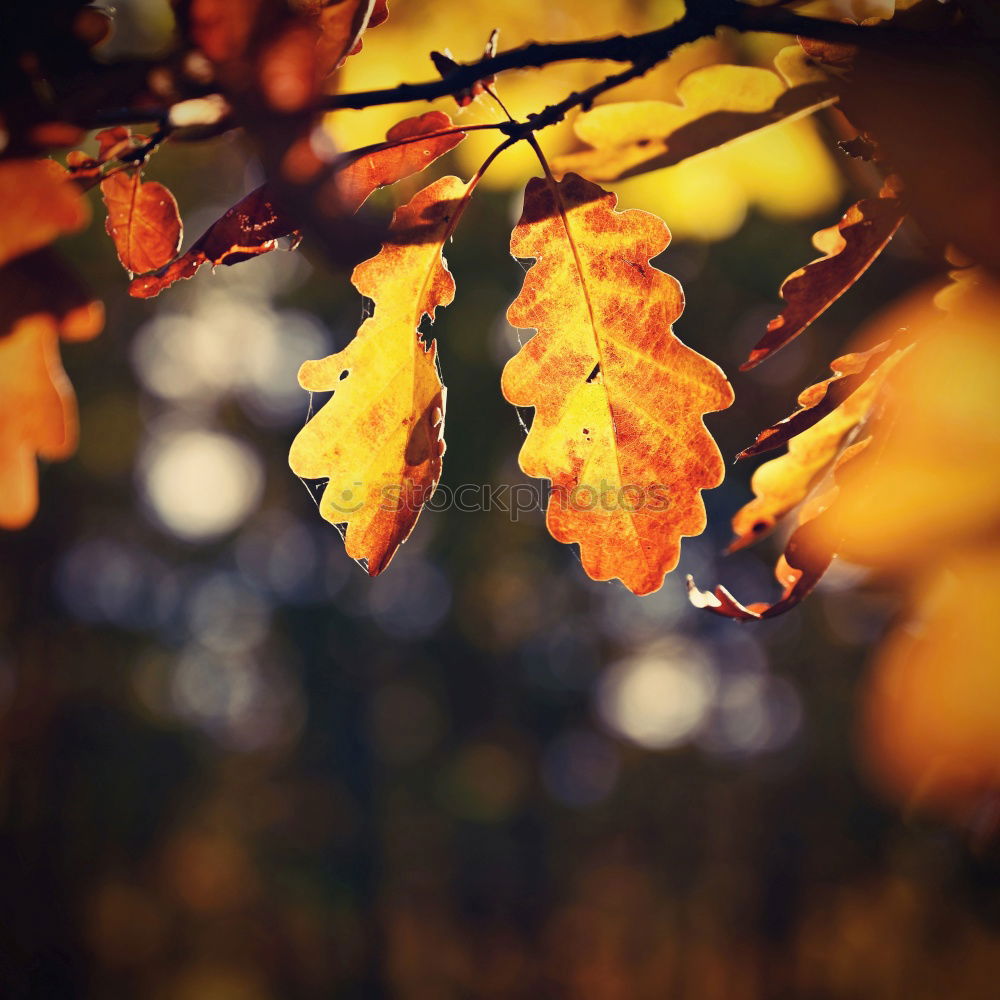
[2,1,1000,997]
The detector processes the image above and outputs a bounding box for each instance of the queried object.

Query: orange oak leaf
[131,111,464,298]
[727,346,903,552]
[288,175,466,573]
[502,172,733,596]
[742,182,905,370]
[0,159,89,269]
[553,47,838,183]
[0,250,104,529]
[330,111,466,210]
[736,341,892,459]
[687,437,871,621]
[101,170,183,276]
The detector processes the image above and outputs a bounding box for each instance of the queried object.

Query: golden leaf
[502,172,733,596]
[728,346,903,551]
[687,436,872,620]
[736,341,893,460]
[552,47,838,183]
[288,175,466,573]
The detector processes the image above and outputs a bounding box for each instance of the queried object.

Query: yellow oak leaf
[288,175,467,574]
[728,345,903,551]
[502,172,733,596]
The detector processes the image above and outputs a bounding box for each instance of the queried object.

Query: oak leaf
[288,175,466,573]
[742,181,905,369]
[502,173,733,596]
[552,47,838,183]
[727,346,902,551]
[101,170,183,275]
[0,159,89,269]
[687,437,872,620]
[736,341,892,460]
[131,111,464,298]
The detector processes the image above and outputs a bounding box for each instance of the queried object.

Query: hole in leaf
[339,370,350,380]
[586,362,601,383]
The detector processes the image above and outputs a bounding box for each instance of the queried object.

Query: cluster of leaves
[1,0,998,641]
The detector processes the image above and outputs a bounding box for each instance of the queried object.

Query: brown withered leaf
[0,250,103,529]
[288,175,465,574]
[129,185,290,298]
[687,437,871,621]
[742,182,905,370]
[131,111,464,298]
[101,170,183,276]
[737,341,892,460]
[502,173,733,596]
[0,159,89,269]
[553,47,838,183]
[727,346,903,552]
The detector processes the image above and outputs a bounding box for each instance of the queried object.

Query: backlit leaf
[331,111,466,210]
[502,172,733,596]
[288,175,466,573]
[736,341,892,460]
[101,170,183,275]
[687,437,872,620]
[553,47,838,183]
[742,181,905,370]
[727,346,902,551]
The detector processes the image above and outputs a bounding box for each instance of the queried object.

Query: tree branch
[83,1,948,131]
[318,1,938,113]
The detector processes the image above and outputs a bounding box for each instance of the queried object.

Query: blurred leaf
[817,271,1000,569]
[502,172,733,596]
[0,250,103,529]
[288,175,465,573]
[742,181,905,370]
[863,547,1000,817]
[552,47,838,182]
[0,159,89,269]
